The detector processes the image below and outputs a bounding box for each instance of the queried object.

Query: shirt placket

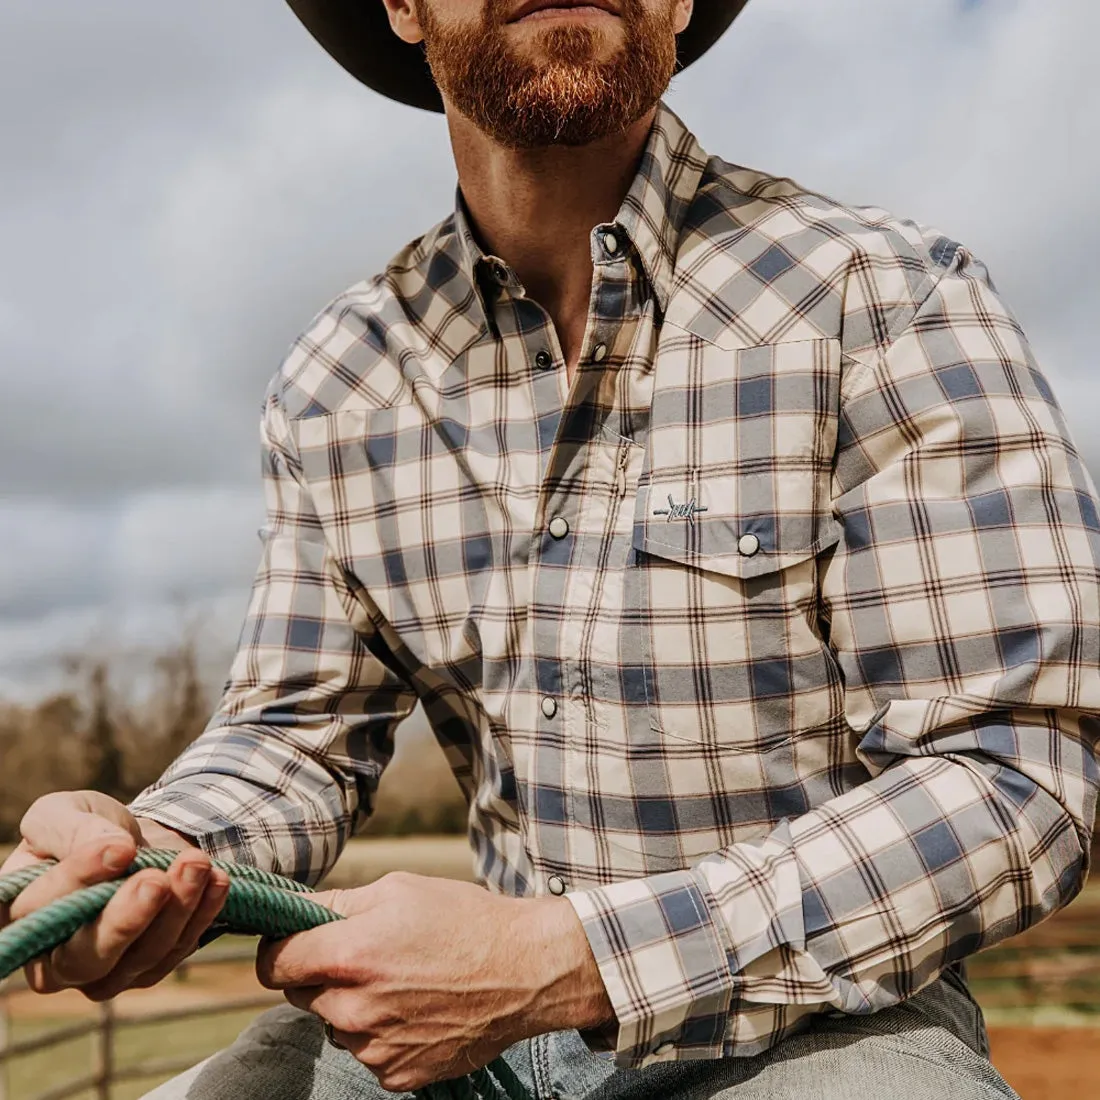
[513,225,642,890]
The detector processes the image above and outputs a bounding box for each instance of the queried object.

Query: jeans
[141,969,1018,1099]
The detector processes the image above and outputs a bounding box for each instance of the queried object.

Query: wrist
[135,816,200,852]
[517,895,615,1035]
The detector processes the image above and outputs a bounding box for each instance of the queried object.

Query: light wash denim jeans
[142,969,1018,1100]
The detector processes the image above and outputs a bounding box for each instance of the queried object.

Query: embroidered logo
[652,494,708,523]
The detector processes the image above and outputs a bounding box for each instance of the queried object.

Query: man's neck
[446,104,658,374]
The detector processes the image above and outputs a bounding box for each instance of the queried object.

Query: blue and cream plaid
[130,100,1100,1069]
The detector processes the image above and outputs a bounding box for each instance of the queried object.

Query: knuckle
[26,961,61,995]
[21,792,56,822]
[47,956,75,986]
[378,1070,417,1093]
[48,946,89,987]
[154,948,191,979]
[114,906,155,940]
[81,982,118,1004]
[330,941,362,985]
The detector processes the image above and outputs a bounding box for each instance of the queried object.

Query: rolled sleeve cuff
[126,783,342,886]
[127,791,272,865]
[564,825,808,1068]
[564,870,734,1069]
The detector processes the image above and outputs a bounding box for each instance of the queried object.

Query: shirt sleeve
[564,241,1100,1067]
[127,386,419,886]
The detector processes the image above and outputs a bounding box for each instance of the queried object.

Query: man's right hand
[0,790,229,1000]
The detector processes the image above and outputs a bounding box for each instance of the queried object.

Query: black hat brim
[286,1,751,113]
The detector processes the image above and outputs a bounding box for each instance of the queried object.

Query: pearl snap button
[547,874,567,896]
[491,262,509,284]
[548,516,569,539]
[738,533,761,557]
[535,349,553,370]
[592,343,608,363]
[541,696,558,719]
[602,231,620,256]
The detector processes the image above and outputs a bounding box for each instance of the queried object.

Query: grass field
[3,837,1100,1099]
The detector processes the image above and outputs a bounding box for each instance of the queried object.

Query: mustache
[484,0,643,25]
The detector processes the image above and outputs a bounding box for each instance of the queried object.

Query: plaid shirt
[129,99,1100,1068]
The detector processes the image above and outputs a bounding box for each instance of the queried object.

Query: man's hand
[256,871,614,1094]
[0,790,230,1000]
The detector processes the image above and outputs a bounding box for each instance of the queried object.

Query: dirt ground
[987,1027,1100,1097]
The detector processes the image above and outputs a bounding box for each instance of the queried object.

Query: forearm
[565,708,1095,1066]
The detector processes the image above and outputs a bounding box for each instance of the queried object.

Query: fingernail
[103,846,132,873]
[139,881,164,905]
[183,864,208,887]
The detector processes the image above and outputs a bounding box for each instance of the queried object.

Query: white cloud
[1,0,1097,691]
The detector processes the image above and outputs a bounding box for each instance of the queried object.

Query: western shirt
[129,99,1100,1068]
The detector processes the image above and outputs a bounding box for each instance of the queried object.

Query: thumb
[20,790,142,863]
[307,888,355,916]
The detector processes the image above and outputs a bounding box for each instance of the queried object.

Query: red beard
[417,0,681,148]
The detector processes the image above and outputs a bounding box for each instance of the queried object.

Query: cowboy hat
[286,1,752,113]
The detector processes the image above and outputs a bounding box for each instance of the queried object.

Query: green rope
[0,849,530,1100]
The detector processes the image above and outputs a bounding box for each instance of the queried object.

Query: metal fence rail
[0,947,281,1100]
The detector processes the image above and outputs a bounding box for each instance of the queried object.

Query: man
[3,1,1098,1097]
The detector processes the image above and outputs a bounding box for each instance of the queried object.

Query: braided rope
[0,848,530,1099]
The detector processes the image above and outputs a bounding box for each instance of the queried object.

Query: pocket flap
[633,474,842,579]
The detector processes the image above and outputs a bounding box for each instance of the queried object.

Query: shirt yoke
[673,154,972,362]
[266,152,980,426]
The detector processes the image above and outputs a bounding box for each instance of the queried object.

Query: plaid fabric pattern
[129,100,1100,1068]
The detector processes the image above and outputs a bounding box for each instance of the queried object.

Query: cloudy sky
[1,0,1095,700]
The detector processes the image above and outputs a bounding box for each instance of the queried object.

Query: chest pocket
[625,332,845,746]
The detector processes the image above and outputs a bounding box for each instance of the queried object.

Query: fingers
[5,791,222,999]
[253,886,359,991]
[1,841,44,929]
[0,840,48,878]
[121,875,230,992]
[283,983,326,1016]
[25,869,171,993]
[10,835,136,923]
[20,850,229,997]
[86,860,231,999]
[256,921,353,990]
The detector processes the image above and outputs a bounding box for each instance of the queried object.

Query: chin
[513,20,621,51]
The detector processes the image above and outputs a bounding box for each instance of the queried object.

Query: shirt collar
[451,99,708,321]
[612,99,708,317]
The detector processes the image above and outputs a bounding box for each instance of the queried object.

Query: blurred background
[1,1,1097,1097]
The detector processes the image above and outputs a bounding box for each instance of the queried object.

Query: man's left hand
[255,871,614,1093]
